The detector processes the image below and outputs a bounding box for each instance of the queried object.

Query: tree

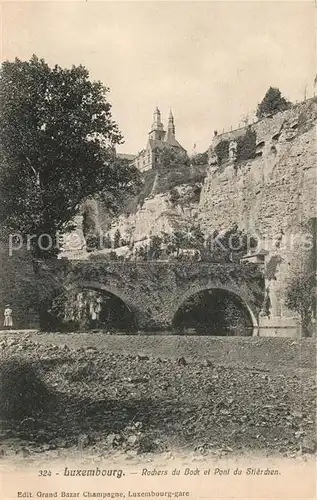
[102,234,112,249]
[109,250,118,261]
[167,230,188,258]
[256,87,291,119]
[113,229,121,249]
[0,55,140,258]
[187,224,205,251]
[159,147,190,170]
[285,270,316,337]
[169,188,180,206]
[148,235,163,260]
[214,140,230,165]
[85,234,100,252]
[137,244,148,261]
[204,225,258,263]
[236,128,256,162]
[190,152,208,166]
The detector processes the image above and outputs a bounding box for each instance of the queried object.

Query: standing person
[3,304,13,330]
[89,296,98,329]
[96,296,102,322]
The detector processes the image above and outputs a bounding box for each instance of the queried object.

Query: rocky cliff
[59,99,316,335]
[199,98,317,333]
[86,161,207,251]
[94,99,316,253]
[62,99,316,255]
[199,98,316,240]
[107,184,202,246]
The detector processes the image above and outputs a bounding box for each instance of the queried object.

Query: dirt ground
[0,332,316,464]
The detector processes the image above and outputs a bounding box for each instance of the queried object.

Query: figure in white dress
[89,300,97,322]
[89,294,103,327]
[3,305,13,329]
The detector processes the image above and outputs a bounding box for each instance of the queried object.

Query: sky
[1,1,316,154]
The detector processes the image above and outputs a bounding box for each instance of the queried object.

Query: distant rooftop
[117,153,136,161]
[148,138,186,152]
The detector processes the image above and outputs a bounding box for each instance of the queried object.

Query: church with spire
[133,107,186,172]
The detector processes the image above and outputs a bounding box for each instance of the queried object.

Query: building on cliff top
[133,107,187,172]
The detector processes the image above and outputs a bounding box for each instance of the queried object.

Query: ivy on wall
[214,140,229,165]
[236,129,257,162]
[214,129,256,166]
[33,259,264,332]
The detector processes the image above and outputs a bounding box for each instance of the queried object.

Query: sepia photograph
[0,1,316,499]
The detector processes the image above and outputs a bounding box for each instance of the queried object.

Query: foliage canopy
[0,56,140,257]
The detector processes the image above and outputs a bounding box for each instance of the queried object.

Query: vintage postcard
[0,1,316,499]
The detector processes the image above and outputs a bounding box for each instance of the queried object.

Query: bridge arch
[64,280,138,331]
[172,284,258,336]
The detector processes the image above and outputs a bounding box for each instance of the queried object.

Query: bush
[85,233,100,252]
[256,87,291,119]
[214,140,229,164]
[0,358,54,422]
[285,270,316,337]
[113,229,121,249]
[236,128,256,162]
[109,250,118,260]
[169,188,180,205]
[148,235,163,260]
[191,152,208,166]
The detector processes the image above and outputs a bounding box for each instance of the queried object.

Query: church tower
[149,107,166,141]
[133,106,186,173]
[167,109,175,141]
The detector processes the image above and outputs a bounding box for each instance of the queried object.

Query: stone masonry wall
[39,260,263,331]
[0,242,39,329]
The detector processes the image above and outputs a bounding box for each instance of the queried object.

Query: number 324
[38,470,52,477]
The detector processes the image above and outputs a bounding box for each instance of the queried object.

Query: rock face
[200,99,316,239]
[107,184,201,245]
[58,161,207,256]
[199,99,317,335]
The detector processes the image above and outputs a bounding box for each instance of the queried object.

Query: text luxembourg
[63,468,123,479]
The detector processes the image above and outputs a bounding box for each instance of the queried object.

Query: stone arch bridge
[39,260,265,333]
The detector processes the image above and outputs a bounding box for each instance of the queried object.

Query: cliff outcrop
[107,184,202,245]
[91,161,207,250]
[200,98,316,239]
[199,98,317,333]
